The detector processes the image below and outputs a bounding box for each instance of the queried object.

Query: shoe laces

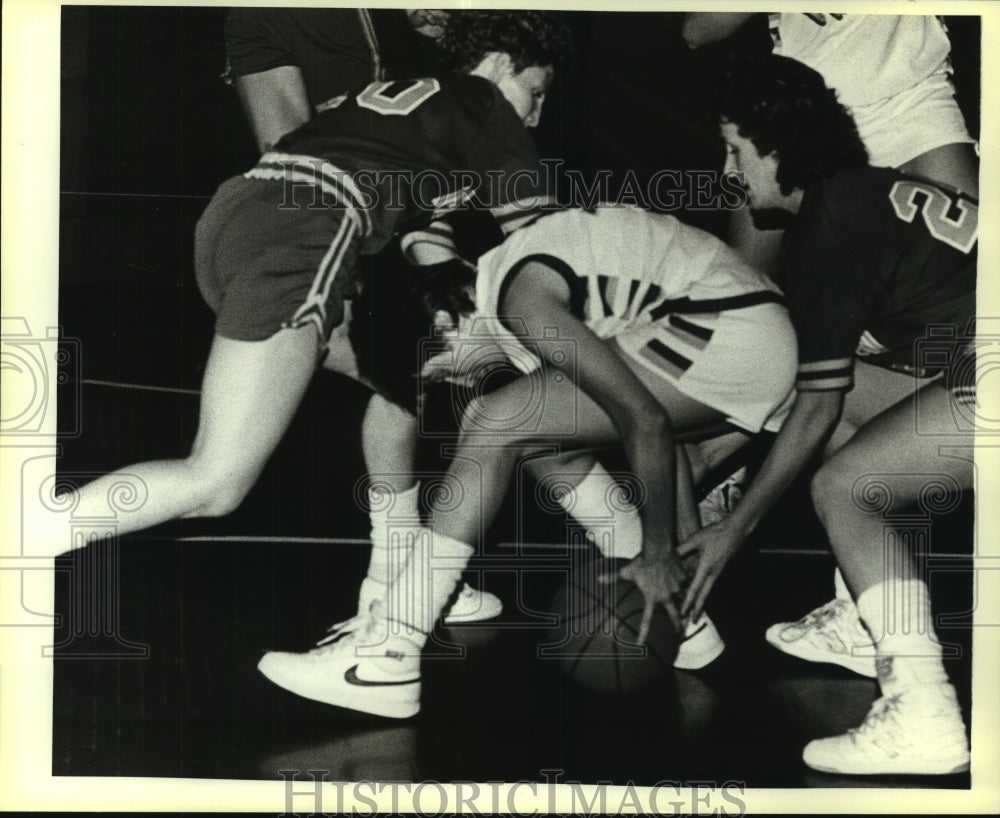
[315,614,373,648]
[851,694,903,740]
[797,599,849,631]
[315,598,389,650]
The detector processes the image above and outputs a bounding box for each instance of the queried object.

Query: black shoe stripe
[344,664,419,688]
[682,622,708,641]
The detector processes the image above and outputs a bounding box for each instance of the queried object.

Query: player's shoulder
[435,73,500,102]
[807,167,900,224]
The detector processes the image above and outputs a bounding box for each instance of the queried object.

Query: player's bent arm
[727,389,844,539]
[679,389,843,620]
[235,66,312,153]
[681,12,758,49]
[501,262,678,558]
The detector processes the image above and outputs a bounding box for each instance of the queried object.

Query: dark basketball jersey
[224,8,441,113]
[266,73,549,253]
[780,167,977,391]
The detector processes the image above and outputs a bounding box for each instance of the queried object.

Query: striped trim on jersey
[796,358,855,392]
[400,220,458,263]
[648,291,785,321]
[246,153,371,238]
[283,214,359,338]
[492,199,557,235]
[949,342,978,408]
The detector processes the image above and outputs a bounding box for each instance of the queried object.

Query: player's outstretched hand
[677,519,745,624]
[612,552,688,643]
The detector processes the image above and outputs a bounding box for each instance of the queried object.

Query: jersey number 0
[889,180,978,254]
[356,78,441,116]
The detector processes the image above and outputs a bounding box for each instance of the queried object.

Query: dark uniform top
[261,73,550,254]
[224,8,442,113]
[780,167,977,392]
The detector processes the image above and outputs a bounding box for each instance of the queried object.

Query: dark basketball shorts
[194,174,363,344]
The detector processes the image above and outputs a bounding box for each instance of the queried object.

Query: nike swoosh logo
[344,664,419,687]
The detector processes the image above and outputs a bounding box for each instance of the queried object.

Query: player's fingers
[610,561,635,584]
[681,564,708,617]
[804,12,827,25]
[675,537,700,557]
[637,598,654,645]
[661,595,683,635]
[687,575,714,624]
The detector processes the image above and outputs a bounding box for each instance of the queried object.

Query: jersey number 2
[889,180,977,253]
[356,78,441,116]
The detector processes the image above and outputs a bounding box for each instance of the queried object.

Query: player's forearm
[624,415,678,559]
[727,390,843,537]
[681,12,757,49]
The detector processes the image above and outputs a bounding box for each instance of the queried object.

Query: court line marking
[82,379,200,396]
[156,537,966,560]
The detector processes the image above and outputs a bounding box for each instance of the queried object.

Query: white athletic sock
[557,463,642,560]
[358,483,421,615]
[856,580,948,697]
[384,530,474,646]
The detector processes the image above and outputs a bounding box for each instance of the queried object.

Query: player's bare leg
[46,328,318,556]
[355,394,502,623]
[802,382,972,774]
[768,362,941,675]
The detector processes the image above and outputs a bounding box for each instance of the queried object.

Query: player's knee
[183,457,256,517]
[810,458,853,522]
[456,407,519,451]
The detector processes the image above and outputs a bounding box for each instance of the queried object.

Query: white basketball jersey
[473,206,781,373]
[769,14,952,108]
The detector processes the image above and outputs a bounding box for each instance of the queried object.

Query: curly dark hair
[437,10,573,74]
[713,53,868,194]
[348,258,477,414]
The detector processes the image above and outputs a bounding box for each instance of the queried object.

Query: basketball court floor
[46,4,979,794]
[50,371,975,788]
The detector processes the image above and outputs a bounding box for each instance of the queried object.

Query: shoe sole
[804,755,970,776]
[765,626,877,678]
[258,655,420,718]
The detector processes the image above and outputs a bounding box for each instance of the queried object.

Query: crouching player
[257,204,798,716]
[678,54,976,775]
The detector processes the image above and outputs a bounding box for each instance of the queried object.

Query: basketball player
[683,13,978,269]
[687,11,980,683]
[256,204,799,717]
[224,8,498,623]
[42,8,572,620]
[677,54,975,775]
[224,7,447,153]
